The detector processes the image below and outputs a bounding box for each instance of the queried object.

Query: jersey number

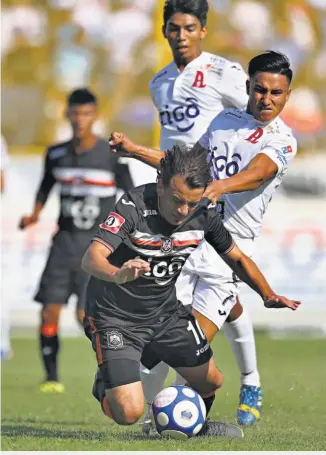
[187,320,206,345]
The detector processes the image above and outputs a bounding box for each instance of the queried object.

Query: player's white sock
[173,372,186,386]
[140,361,170,405]
[223,308,260,387]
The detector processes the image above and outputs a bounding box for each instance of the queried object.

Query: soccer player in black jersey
[82,145,299,436]
[18,88,133,393]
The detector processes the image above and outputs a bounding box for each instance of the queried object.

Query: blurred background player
[110,0,265,429]
[18,88,133,393]
[1,133,12,360]
[109,50,297,428]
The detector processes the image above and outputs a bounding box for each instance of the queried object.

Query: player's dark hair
[248,51,293,84]
[163,0,208,29]
[159,145,212,189]
[67,88,97,106]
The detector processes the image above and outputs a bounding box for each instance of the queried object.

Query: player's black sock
[202,393,216,416]
[40,333,59,382]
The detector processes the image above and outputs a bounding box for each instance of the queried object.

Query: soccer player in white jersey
[110,50,297,427]
[150,1,248,152]
[110,50,297,428]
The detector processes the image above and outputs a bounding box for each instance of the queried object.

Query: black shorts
[85,304,213,389]
[34,230,91,308]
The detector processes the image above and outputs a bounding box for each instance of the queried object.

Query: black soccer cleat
[198,419,244,438]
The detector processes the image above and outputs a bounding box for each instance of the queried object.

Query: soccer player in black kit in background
[19,89,133,393]
[82,145,300,436]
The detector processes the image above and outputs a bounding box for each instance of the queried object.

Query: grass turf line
[1,332,325,450]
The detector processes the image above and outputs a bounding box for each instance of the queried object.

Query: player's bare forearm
[223,246,274,301]
[82,241,120,283]
[130,144,164,169]
[205,153,278,201]
[109,132,164,169]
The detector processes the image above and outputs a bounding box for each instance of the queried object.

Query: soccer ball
[152,385,206,439]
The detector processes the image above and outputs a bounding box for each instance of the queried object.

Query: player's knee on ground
[106,386,144,425]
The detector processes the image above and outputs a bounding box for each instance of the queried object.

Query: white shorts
[176,237,255,329]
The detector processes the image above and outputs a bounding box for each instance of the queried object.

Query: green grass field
[1,332,326,451]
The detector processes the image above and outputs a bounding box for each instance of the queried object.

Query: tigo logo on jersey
[100,212,125,234]
[281,145,293,154]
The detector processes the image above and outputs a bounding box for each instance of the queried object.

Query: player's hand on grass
[203,181,225,204]
[18,214,39,230]
[113,259,151,284]
[109,132,136,156]
[264,294,301,311]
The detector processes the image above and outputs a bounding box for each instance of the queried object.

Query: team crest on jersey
[107,331,123,349]
[100,212,125,234]
[161,237,173,253]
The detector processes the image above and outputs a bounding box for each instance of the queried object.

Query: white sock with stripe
[223,308,260,387]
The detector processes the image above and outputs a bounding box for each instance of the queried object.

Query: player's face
[66,103,97,139]
[164,13,207,63]
[246,72,291,123]
[157,175,204,225]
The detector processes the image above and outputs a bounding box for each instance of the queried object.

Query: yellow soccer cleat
[39,381,65,393]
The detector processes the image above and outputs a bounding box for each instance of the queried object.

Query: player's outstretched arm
[204,153,278,204]
[222,243,301,311]
[109,132,165,169]
[82,240,150,284]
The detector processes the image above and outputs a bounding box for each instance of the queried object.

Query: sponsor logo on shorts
[196,342,209,356]
[100,212,125,234]
[107,330,124,349]
[161,237,173,253]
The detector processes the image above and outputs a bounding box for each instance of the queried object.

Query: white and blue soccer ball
[152,385,206,439]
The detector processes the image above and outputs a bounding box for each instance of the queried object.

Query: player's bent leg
[93,358,144,425]
[39,304,65,393]
[106,382,144,425]
[225,299,262,426]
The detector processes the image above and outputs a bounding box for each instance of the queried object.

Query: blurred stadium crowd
[1,0,326,153]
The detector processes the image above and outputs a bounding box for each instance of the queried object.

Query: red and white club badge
[100,212,125,234]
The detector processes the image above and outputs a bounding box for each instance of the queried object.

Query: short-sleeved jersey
[149,52,248,151]
[85,183,234,326]
[199,109,297,238]
[36,138,133,233]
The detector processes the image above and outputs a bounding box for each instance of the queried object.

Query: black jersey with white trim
[35,138,133,233]
[85,183,234,325]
